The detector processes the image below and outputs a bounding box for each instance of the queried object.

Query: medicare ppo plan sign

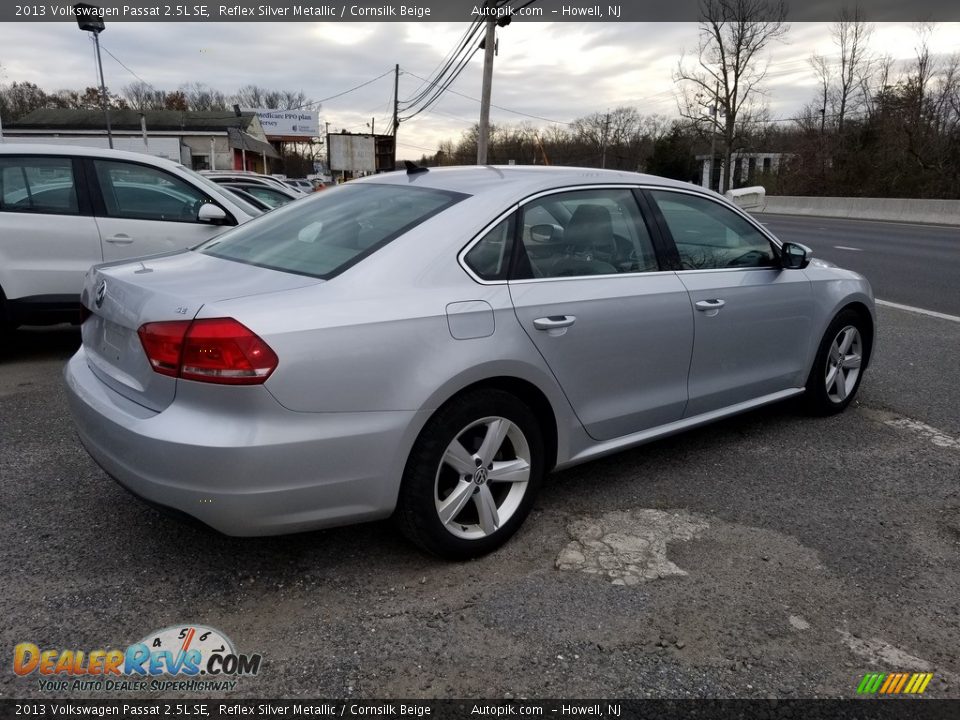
[254,109,319,139]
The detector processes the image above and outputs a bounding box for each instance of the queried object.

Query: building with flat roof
[3,109,281,173]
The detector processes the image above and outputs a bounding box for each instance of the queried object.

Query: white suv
[0,144,261,331]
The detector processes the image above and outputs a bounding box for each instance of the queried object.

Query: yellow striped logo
[857,672,934,695]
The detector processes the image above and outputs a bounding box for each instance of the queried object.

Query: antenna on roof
[404,160,429,175]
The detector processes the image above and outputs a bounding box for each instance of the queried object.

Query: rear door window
[518,188,659,278]
[198,183,466,279]
[0,156,79,215]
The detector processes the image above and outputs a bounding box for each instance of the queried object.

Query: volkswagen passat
[65,166,874,558]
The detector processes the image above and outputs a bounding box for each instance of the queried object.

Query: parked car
[201,171,307,196]
[220,182,299,209]
[0,144,260,330]
[284,179,314,193]
[220,185,272,213]
[65,166,875,559]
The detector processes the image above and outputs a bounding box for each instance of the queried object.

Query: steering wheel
[182,199,204,221]
[727,249,770,267]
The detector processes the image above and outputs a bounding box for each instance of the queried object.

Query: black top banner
[4,0,960,23]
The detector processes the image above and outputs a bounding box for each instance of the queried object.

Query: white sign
[328,134,376,173]
[254,109,319,138]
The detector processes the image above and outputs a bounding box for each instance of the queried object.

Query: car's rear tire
[803,309,868,415]
[395,389,545,560]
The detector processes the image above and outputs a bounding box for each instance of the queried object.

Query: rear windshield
[196,183,466,278]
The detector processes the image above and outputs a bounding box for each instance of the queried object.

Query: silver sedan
[64,166,874,558]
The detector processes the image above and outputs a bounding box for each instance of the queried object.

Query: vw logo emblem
[474,467,488,485]
[95,280,107,309]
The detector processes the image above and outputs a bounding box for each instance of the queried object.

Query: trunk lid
[81,250,321,411]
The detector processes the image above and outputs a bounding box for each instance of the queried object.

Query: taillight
[137,318,278,385]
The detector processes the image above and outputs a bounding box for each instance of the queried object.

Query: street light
[73,3,113,148]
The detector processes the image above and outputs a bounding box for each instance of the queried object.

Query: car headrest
[565,204,614,249]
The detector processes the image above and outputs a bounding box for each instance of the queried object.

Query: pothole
[556,509,708,585]
[838,630,933,670]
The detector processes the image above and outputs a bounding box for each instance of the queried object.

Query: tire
[395,389,545,560]
[803,309,869,415]
[0,290,16,343]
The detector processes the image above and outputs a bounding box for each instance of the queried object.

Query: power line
[402,20,483,108]
[311,69,395,107]
[401,69,573,126]
[398,24,486,121]
[100,43,393,116]
[99,44,154,91]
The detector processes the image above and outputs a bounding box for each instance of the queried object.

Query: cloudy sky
[1,21,956,158]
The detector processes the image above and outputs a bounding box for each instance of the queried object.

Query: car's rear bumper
[64,348,426,536]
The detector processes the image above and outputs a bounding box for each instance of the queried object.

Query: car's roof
[356,165,718,201]
[0,143,185,169]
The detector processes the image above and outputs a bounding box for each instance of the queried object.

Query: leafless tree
[832,6,874,132]
[123,81,167,111]
[675,0,788,191]
[180,82,227,111]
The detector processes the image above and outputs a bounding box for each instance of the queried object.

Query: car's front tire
[395,389,545,560]
[804,309,869,415]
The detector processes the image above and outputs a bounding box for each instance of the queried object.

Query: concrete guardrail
[748,195,960,227]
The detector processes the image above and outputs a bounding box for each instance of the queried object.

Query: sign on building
[254,109,319,138]
[328,133,376,173]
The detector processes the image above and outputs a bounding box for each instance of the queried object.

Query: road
[755,214,960,316]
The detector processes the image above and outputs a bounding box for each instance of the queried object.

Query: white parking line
[884,417,960,450]
[876,299,960,323]
[833,245,863,251]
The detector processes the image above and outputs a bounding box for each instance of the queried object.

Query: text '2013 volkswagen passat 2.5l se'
[65,165,874,559]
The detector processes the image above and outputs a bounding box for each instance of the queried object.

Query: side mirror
[197,203,228,225]
[781,242,812,269]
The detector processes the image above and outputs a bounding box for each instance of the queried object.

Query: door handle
[104,234,133,245]
[695,299,726,312]
[533,315,576,331]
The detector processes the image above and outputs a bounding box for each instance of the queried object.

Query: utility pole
[600,111,611,169]
[476,19,496,165]
[391,63,399,170]
[709,80,719,192]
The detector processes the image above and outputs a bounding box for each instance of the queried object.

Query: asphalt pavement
[754,213,960,316]
[1,217,959,702]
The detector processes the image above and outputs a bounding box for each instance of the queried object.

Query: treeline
[0,79,311,119]
[421,16,960,199]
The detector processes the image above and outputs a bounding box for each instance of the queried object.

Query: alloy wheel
[434,416,531,540]
[824,325,863,403]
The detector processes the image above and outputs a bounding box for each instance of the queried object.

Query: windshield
[179,166,264,217]
[196,183,467,279]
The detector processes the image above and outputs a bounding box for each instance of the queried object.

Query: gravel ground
[1,303,958,700]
